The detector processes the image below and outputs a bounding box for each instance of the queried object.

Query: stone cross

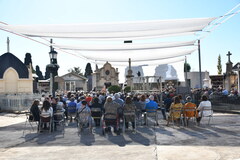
[128,58,131,70]
[227,51,232,63]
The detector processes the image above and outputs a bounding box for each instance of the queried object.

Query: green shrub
[124,86,131,93]
[108,85,121,93]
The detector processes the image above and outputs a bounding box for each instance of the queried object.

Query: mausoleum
[0,52,33,94]
[55,72,87,91]
[92,62,119,91]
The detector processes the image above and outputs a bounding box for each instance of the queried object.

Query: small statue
[137,71,141,77]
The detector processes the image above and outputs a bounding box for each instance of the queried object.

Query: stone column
[225,51,233,91]
[126,58,133,89]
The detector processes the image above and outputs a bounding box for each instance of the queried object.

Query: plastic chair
[39,113,52,133]
[68,106,76,122]
[168,108,184,127]
[199,107,213,125]
[123,111,136,133]
[146,109,158,126]
[53,111,65,136]
[101,113,118,135]
[91,108,102,126]
[182,107,198,126]
[135,108,143,126]
[22,111,38,136]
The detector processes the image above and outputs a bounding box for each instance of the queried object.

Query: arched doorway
[4,68,18,93]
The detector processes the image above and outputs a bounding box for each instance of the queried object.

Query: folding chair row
[167,107,214,127]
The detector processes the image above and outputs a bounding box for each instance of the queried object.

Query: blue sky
[0,0,240,82]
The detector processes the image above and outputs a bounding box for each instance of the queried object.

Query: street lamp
[49,48,58,61]
[47,46,59,97]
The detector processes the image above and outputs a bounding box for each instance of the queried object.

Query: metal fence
[0,94,42,112]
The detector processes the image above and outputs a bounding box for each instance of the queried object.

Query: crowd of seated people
[29,89,213,133]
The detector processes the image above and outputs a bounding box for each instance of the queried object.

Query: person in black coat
[30,99,41,121]
[90,97,103,126]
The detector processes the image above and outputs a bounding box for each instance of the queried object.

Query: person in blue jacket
[144,95,159,125]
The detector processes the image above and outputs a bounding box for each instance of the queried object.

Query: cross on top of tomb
[226,51,232,63]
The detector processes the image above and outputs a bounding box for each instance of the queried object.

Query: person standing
[164,94,173,112]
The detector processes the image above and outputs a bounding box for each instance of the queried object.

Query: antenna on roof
[7,37,10,52]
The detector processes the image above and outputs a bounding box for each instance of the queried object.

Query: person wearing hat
[183,96,197,126]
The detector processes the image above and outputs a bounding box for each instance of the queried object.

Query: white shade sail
[53,40,196,51]
[77,47,197,62]
[95,56,186,67]
[0,17,215,40]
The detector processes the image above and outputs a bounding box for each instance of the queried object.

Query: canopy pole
[198,40,202,89]
[159,77,162,108]
[185,56,188,88]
